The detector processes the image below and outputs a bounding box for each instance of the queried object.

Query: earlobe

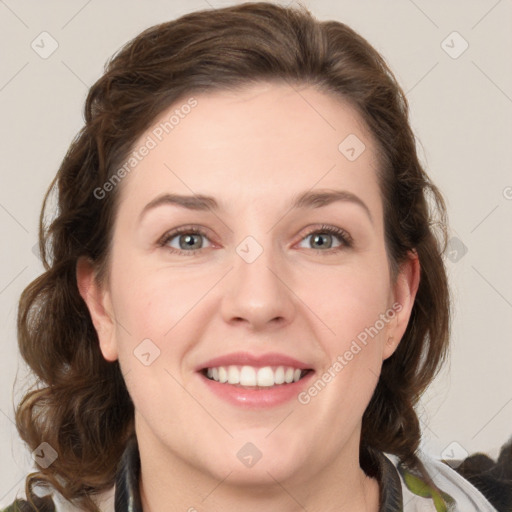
[383,335,399,360]
[383,251,421,360]
[76,257,118,362]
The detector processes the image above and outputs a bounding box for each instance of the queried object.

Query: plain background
[1,0,511,506]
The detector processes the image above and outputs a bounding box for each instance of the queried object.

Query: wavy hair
[15,2,450,510]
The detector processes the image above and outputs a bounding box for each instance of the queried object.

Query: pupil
[313,233,331,249]
[181,234,201,250]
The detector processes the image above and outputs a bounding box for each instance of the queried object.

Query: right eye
[158,226,213,255]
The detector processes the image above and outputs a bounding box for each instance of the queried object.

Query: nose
[220,239,297,331]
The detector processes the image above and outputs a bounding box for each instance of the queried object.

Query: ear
[383,250,420,360]
[76,257,118,362]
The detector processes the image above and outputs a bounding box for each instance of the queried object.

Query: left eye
[297,226,352,251]
[298,232,341,250]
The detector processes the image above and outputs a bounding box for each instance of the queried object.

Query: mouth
[200,365,314,389]
[196,351,316,407]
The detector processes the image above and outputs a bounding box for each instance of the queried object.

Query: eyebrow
[138,188,373,223]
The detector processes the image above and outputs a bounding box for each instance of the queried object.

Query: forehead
[116,81,381,218]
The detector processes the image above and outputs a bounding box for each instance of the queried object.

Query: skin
[77,81,419,512]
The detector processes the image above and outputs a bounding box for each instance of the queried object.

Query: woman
[3,2,505,511]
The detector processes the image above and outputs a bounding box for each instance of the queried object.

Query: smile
[202,365,312,388]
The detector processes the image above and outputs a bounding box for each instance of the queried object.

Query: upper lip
[197,351,313,371]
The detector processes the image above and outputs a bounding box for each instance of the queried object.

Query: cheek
[302,262,392,341]
[110,261,211,336]
[301,269,391,417]
[108,261,223,382]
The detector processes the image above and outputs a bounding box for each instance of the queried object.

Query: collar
[113,437,403,512]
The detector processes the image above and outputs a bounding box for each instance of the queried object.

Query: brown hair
[15,2,450,510]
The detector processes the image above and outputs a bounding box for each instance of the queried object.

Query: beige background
[1,0,511,505]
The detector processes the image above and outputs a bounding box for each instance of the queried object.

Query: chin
[200,433,309,486]
[209,456,302,487]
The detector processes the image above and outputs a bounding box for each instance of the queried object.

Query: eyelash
[157,224,353,256]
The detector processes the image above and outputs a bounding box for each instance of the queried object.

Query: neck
[136,427,380,512]
[140,471,378,512]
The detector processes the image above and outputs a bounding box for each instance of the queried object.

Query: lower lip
[198,371,315,408]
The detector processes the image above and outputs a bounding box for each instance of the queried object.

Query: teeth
[274,366,285,384]
[218,366,228,383]
[240,366,256,386]
[227,366,239,384]
[256,367,274,387]
[204,365,307,387]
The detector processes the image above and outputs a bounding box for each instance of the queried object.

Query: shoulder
[422,452,500,511]
[385,450,500,511]
[452,439,512,512]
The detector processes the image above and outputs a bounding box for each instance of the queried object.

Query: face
[79,81,418,489]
